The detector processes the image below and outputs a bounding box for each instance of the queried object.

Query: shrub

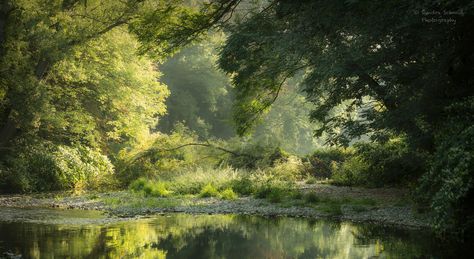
[252,180,293,203]
[168,167,240,195]
[305,148,350,178]
[332,138,425,187]
[331,156,368,186]
[146,182,171,197]
[229,178,254,195]
[129,178,148,192]
[220,188,238,200]
[417,99,474,237]
[199,183,220,198]
[0,141,114,193]
[269,155,304,182]
[267,188,286,203]
[224,141,289,169]
[129,179,171,197]
[116,127,210,185]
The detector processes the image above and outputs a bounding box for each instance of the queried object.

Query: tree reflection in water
[0,210,464,258]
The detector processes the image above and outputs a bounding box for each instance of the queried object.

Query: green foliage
[159,34,321,154]
[229,178,254,195]
[223,140,290,169]
[219,1,473,148]
[220,188,238,200]
[416,98,474,237]
[332,139,425,187]
[158,33,235,139]
[0,141,115,193]
[45,29,169,151]
[0,0,184,148]
[331,156,368,187]
[145,182,171,198]
[117,125,206,185]
[252,177,294,203]
[254,184,288,203]
[0,0,223,193]
[306,148,351,179]
[129,178,171,197]
[129,178,148,192]
[248,78,325,155]
[199,183,219,198]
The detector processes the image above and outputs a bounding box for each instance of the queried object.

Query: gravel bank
[0,185,430,229]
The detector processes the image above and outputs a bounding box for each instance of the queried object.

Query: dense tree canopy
[218,0,474,236]
[219,0,473,148]
[0,0,234,150]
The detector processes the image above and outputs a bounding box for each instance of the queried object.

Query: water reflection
[0,208,462,258]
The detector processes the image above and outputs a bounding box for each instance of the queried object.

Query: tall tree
[217,0,474,236]
[0,0,238,149]
[219,0,473,148]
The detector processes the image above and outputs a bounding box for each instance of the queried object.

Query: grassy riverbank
[0,181,428,229]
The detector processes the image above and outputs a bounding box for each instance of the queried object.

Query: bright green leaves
[45,29,169,148]
[1,0,223,149]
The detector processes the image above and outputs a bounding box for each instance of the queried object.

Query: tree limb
[126,142,262,166]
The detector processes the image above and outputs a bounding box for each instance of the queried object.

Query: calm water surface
[0,207,466,258]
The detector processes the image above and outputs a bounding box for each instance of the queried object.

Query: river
[0,207,465,258]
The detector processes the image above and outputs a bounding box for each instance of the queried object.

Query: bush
[199,183,220,198]
[268,155,304,182]
[306,148,350,179]
[220,188,238,200]
[331,155,368,186]
[229,178,254,195]
[129,178,148,192]
[267,188,286,203]
[332,138,425,187]
[145,182,171,197]
[116,127,210,185]
[0,141,115,193]
[252,179,293,203]
[417,99,474,237]
[224,141,289,169]
[129,178,171,197]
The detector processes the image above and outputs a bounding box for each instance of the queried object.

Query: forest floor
[0,183,429,229]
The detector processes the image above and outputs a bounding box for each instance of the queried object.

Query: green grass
[122,166,380,216]
[127,166,302,203]
[101,192,181,209]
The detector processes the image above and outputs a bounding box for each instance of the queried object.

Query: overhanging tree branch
[125,142,262,167]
